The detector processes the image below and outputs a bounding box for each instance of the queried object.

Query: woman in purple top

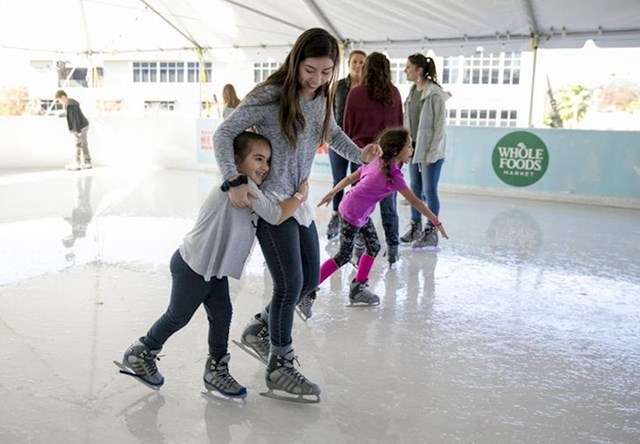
[317,127,448,304]
[343,52,404,265]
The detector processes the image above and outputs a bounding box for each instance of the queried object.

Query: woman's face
[298,56,335,99]
[404,60,422,83]
[348,53,366,78]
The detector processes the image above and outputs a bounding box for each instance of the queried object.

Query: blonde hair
[222,84,241,108]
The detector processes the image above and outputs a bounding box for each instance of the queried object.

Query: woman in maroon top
[343,52,403,264]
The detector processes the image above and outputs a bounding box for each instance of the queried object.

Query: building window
[253,62,279,83]
[390,61,408,85]
[133,61,211,83]
[160,62,184,83]
[133,62,157,83]
[187,62,212,83]
[448,108,517,126]
[41,99,64,112]
[502,52,521,85]
[445,52,519,85]
[144,100,175,111]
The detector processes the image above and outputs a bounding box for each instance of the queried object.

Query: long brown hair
[263,28,340,148]
[222,84,241,108]
[378,127,410,183]
[362,52,394,105]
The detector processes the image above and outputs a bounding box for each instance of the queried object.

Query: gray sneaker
[203,354,247,398]
[412,226,439,248]
[296,290,317,321]
[400,221,422,243]
[237,314,270,364]
[326,213,340,240]
[349,279,380,305]
[263,349,321,403]
[121,339,164,387]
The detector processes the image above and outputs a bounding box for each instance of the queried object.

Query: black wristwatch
[220,175,248,191]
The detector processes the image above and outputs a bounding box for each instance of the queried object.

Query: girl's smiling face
[236,140,271,185]
[298,56,335,100]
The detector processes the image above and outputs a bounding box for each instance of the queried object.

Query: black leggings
[333,218,381,266]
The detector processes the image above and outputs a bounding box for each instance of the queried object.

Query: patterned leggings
[333,218,381,266]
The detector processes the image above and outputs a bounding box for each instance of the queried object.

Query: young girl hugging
[116,132,308,399]
[317,127,448,305]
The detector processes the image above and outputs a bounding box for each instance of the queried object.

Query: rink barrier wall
[2,117,639,209]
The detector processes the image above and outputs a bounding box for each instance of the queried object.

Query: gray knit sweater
[214,84,363,227]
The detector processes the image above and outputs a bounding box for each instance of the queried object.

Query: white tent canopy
[1,0,639,58]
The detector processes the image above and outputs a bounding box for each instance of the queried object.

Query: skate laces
[210,361,239,389]
[281,354,307,384]
[133,348,162,376]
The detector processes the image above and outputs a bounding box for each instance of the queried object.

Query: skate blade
[346,300,380,307]
[113,360,162,391]
[201,390,247,405]
[295,307,309,322]
[259,388,320,404]
[412,245,441,253]
[231,340,267,364]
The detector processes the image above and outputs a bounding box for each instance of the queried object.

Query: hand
[360,143,382,163]
[434,223,449,240]
[298,179,309,201]
[227,184,254,208]
[317,192,334,207]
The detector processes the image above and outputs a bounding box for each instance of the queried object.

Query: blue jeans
[329,148,358,211]
[257,218,320,353]
[144,250,232,360]
[409,159,444,226]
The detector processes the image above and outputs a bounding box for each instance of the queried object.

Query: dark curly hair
[362,52,394,105]
[377,127,410,183]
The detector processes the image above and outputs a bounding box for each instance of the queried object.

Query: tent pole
[528,34,538,127]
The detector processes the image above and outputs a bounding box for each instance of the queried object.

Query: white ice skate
[261,350,321,404]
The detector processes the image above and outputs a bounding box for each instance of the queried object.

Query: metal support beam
[302,0,343,42]
[223,0,306,33]
[139,0,204,50]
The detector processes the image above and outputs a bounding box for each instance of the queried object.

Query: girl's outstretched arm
[398,187,449,239]
[317,170,361,207]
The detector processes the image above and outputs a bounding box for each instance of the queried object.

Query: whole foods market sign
[492,131,549,187]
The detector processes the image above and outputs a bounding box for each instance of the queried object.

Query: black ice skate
[114,339,164,390]
[261,349,321,404]
[201,353,247,402]
[347,279,380,306]
[295,290,317,322]
[232,313,270,364]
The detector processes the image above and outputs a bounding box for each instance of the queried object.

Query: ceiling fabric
[0,0,638,58]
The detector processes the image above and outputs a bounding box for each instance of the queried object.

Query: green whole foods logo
[492,131,549,187]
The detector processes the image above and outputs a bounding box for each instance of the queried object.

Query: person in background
[343,52,403,264]
[400,54,451,248]
[222,84,241,119]
[325,49,366,240]
[55,90,92,171]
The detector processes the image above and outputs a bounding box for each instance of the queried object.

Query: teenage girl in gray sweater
[214,28,381,403]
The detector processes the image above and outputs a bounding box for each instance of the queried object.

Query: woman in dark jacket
[325,49,366,240]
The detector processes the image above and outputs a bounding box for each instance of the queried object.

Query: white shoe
[65,162,81,171]
[81,162,93,169]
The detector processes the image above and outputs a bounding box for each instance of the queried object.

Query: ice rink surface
[1,167,639,444]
